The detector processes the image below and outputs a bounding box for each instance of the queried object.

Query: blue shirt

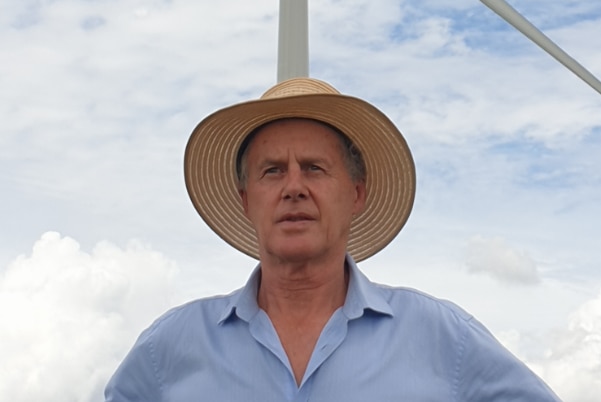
[105,255,560,401]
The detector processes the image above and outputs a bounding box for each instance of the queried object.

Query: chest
[163,314,456,401]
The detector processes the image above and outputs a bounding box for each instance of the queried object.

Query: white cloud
[0,232,178,402]
[465,235,541,284]
[538,288,601,402]
[497,288,601,402]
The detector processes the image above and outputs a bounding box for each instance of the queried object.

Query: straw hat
[184,77,415,262]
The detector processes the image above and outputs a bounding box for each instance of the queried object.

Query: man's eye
[264,167,280,174]
[309,165,322,171]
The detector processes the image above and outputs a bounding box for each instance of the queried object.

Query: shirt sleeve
[454,317,561,401]
[104,327,163,402]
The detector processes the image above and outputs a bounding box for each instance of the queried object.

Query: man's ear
[239,189,249,216]
[352,181,367,215]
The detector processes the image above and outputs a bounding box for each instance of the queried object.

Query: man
[105,78,560,400]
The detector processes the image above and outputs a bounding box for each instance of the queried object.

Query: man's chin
[264,243,324,264]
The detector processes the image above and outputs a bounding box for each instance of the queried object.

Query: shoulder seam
[146,325,165,401]
[377,284,474,322]
[451,318,470,401]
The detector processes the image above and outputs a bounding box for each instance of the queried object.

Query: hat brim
[184,93,416,262]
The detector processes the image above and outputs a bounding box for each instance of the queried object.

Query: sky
[1,0,600,400]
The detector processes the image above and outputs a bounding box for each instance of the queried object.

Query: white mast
[277,0,309,82]
[481,0,601,95]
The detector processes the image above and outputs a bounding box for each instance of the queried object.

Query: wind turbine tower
[277,0,309,82]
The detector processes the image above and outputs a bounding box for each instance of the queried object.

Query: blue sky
[1,0,601,400]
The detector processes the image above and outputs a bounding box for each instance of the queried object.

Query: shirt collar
[342,254,394,319]
[218,254,393,325]
[218,262,262,324]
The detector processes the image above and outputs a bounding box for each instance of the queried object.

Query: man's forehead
[236,117,352,181]
[248,119,341,144]
[246,120,343,155]
[254,118,336,136]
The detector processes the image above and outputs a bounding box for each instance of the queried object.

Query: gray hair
[236,118,366,190]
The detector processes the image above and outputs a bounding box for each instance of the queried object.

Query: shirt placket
[247,307,351,401]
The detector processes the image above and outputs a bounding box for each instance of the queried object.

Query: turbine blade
[481,0,601,95]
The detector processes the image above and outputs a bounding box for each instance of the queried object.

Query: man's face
[239,119,366,264]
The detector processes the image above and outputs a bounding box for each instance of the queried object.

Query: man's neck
[257,254,349,322]
[256,253,350,386]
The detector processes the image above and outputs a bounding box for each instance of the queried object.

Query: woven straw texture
[184,78,416,262]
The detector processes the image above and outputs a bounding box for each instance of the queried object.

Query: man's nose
[282,167,307,200]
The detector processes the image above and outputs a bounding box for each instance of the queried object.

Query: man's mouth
[278,213,313,223]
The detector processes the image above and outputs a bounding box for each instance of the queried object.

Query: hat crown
[261,77,341,100]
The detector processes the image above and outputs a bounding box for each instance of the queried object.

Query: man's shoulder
[373,282,474,324]
[142,289,242,339]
